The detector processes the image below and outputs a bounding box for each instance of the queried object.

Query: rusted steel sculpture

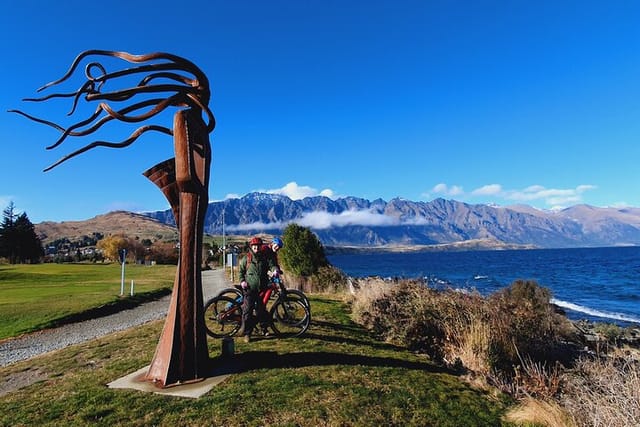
[11,50,215,388]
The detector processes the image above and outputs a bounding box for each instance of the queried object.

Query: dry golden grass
[504,397,575,427]
[561,349,640,426]
[455,317,493,374]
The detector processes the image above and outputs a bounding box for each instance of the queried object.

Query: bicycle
[203,277,311,339]
[215,276,310,309]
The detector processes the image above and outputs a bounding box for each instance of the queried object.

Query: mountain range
[144,193,640,249]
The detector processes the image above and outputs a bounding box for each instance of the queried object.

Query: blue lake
[328,246,640,326]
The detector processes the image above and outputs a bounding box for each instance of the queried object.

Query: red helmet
[249,237,263,246]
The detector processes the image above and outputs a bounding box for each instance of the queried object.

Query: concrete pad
[107,360,238,398]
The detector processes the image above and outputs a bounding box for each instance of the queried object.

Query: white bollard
[130,280,134,296]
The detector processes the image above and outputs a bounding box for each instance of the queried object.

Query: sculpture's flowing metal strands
[10,49,214,171]
[7,109,67,133]
[23,80,98,116]
[24,63,108,116]
[23,80,95,102]
[85,83,200,103]
[43,124,173,172]
[10,98,174,150]
[45,97,177,150]
[139,72,197,87]
[21,66,190,115]
[37,50,209,92]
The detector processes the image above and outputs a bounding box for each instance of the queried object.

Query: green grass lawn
[0,263,175,339]
[0,291,515,426]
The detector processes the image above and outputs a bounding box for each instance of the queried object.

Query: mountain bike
[203,278,311,339]
[215,276,310,309]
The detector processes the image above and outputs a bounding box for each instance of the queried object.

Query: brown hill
[35,211,178,245]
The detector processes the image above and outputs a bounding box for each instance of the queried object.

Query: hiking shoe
[243,335,251,343]
[261,328,271,337]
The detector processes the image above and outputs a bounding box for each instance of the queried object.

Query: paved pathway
[0,268,231,367]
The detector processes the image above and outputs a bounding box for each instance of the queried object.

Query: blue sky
[1,1,639,223]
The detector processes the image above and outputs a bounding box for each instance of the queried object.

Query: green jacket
[239,248,275,291]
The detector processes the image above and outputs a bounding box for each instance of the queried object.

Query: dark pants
[241,289,267,335]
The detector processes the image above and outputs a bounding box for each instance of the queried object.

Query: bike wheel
[216,286,243,301]
[282,289,310,309]
[270,296,311,338]
[203,295,242,338]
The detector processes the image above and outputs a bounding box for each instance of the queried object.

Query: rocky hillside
[35,211,178,246]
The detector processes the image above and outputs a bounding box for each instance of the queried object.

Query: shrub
[561,350,640,426]
[352,280,488,366]
[307,265,348,293]
[350,278,573,397]
[487,279,566,372]
[349,277,394,327]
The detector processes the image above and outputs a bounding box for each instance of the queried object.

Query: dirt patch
[0,368,49,397]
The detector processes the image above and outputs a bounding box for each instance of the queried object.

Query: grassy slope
[0,263,175,339]
[0,294,514,426]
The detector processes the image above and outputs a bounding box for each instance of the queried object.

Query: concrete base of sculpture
[108,358,239,398]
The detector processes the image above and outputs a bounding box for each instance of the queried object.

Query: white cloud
[228,208,403,231]
[319,188,336,198]
[428,182,597,208]
[471,184,502,196]
[432,183,448,193]
[222,183,334,202]
[228,220,287,231]
[431,183,464,196]
[503,184,597,207]
[576,184,597,193]
[610,201,631,208]
[298,209,398,229]
[260,182,337,200]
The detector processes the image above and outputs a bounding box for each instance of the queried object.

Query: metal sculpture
[11,50,215,388]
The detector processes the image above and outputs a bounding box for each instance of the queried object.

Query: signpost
[227,253,237,281]
[119,248,127,296]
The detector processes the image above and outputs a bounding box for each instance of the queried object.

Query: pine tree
[0,202,44,264]
[280,223,328,277]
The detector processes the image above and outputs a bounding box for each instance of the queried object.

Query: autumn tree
[0,202,43,264]
[96,234,129,262]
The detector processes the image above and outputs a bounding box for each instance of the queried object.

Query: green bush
[280,224,328,277]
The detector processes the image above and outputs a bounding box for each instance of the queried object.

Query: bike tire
[270,296,311,338]
[216,287,243,302]
[281,289,310,309]
[203,295,243,338]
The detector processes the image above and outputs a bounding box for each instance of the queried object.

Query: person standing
[262,236,284,276]
[238,236,276,342]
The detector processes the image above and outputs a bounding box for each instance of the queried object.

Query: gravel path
[0,268,231,367]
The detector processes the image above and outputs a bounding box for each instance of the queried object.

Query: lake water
[327,246,640,326]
